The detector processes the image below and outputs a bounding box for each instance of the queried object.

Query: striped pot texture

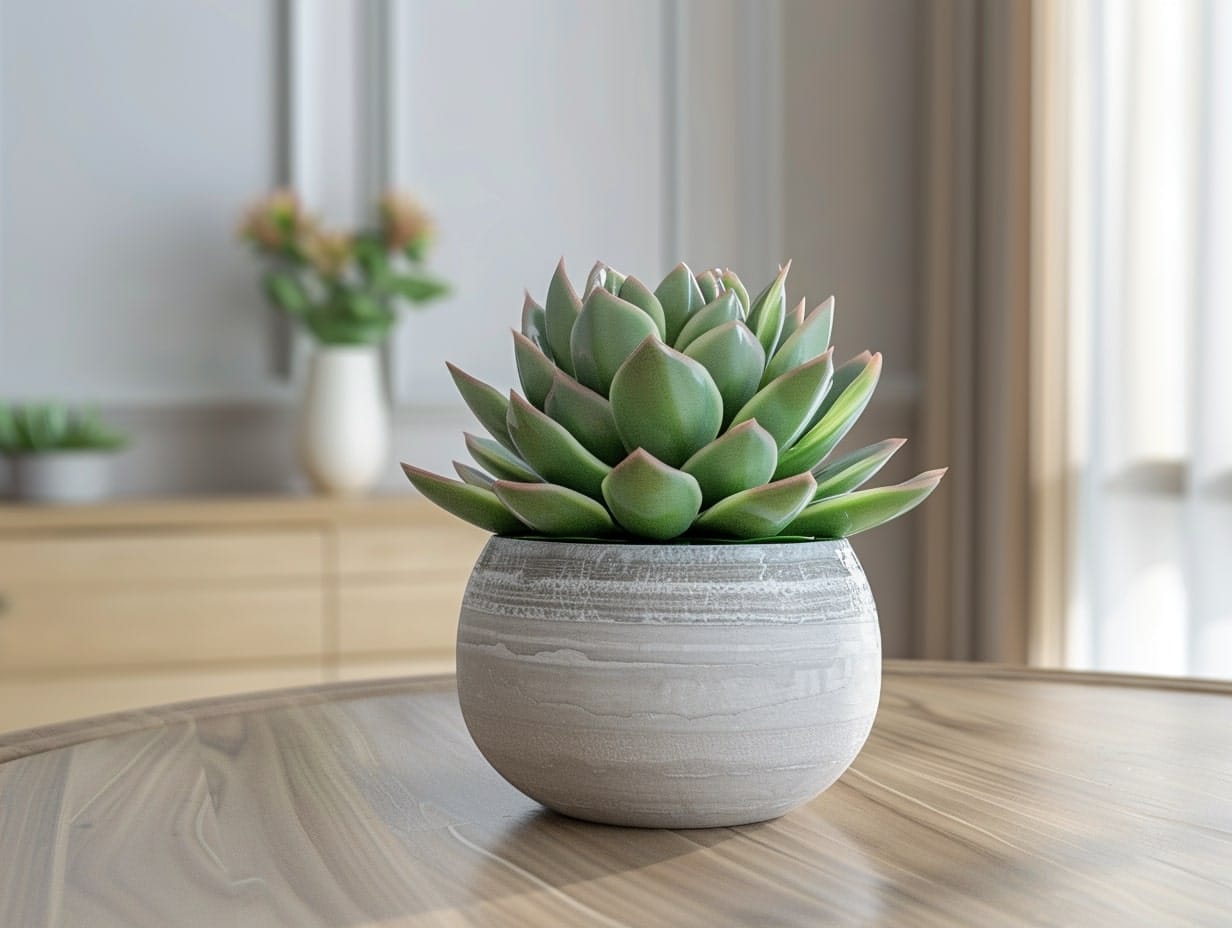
[455,537,881,828]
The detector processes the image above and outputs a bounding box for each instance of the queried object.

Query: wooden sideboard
[0,495,488,734]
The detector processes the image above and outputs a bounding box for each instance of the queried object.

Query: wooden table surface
[1,662,1229,927]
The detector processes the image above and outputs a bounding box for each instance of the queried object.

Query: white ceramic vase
[300,345,390,495]
[456,537,882,829]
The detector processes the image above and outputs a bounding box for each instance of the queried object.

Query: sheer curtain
[1049,0,1232,677]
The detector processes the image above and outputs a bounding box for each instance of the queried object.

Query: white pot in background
[9,451,114,504]
[300,345,390,495]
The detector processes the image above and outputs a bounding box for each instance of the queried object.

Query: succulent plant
[403,260,944,542]
[0,403,127,455]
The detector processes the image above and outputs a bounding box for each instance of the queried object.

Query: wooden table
[2,662,1229,927]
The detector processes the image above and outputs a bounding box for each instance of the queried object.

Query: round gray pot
[456,537,881,829]
[8,451,114,504]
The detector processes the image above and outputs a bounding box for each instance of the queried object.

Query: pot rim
[486,534,848,550]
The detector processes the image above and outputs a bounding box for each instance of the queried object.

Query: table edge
[2,661,1229,766]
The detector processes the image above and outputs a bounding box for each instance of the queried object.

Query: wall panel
[0,0,284,404]
[385,0,668,408]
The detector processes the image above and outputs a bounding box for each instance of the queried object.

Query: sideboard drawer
[0,587,324,671]
[0,529,323,587]
[336,522,488,578]
[338,580,462,656]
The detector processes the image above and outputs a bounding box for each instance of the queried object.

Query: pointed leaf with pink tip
[786,469,946,538]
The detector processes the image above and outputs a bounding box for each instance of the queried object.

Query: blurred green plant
[240,190,449,345]
[403,259,946,542]
[0,403,127,454]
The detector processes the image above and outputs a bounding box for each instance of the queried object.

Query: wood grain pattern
[338,582,466,655]
[1,662,1228,927]
[0,495,447,532]
[0,587,325,672]
[0,529,323,586]
[335,523,488,578]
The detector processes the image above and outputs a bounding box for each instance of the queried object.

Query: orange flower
[300,228,354,279]
[380,191,435,255]
[240,189,308,251]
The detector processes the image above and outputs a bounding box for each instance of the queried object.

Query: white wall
[386,0,667,409]
[0,0,284,404]
[0,0,925,652]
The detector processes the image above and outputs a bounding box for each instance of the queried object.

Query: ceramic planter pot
[456,536,881,828]
[8,451,114,503]
[300,345,390,495]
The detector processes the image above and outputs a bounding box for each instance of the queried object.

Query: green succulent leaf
[0,403,126,453]
[506,391,611,498]
[681,419,779,508]
[615,275,667,339]
[447,363,515,452]
[584,261,609,298]
[0,405,15,450]
[779,297,806,342]
[681,320,766,427]
[775,352,882,478]
[806,350,873,430]
[655,263,705,344]
[570,287,661,395]
[600,449,703,540]
[453,460,495,490]
[696,269,721,304]
[785,468,947,538]
[493,481,618,537]
[693,472,817,539]
[764,296,834,385]
[720,269,750,315]
[520,293,551,358]
[544,370,626,465]
[812,438,906,499]
[465,432,541,483]
[609,336,723,467]
[582,262,627,299]
[512,331,556,410]
[545,258,581,375]
[730,350,834,450]
[401,464,526,534]
[745,261,791,358]
[674,291,743,352]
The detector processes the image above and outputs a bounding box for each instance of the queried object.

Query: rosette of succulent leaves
[0,403,127,455]
[404,260,945,542]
